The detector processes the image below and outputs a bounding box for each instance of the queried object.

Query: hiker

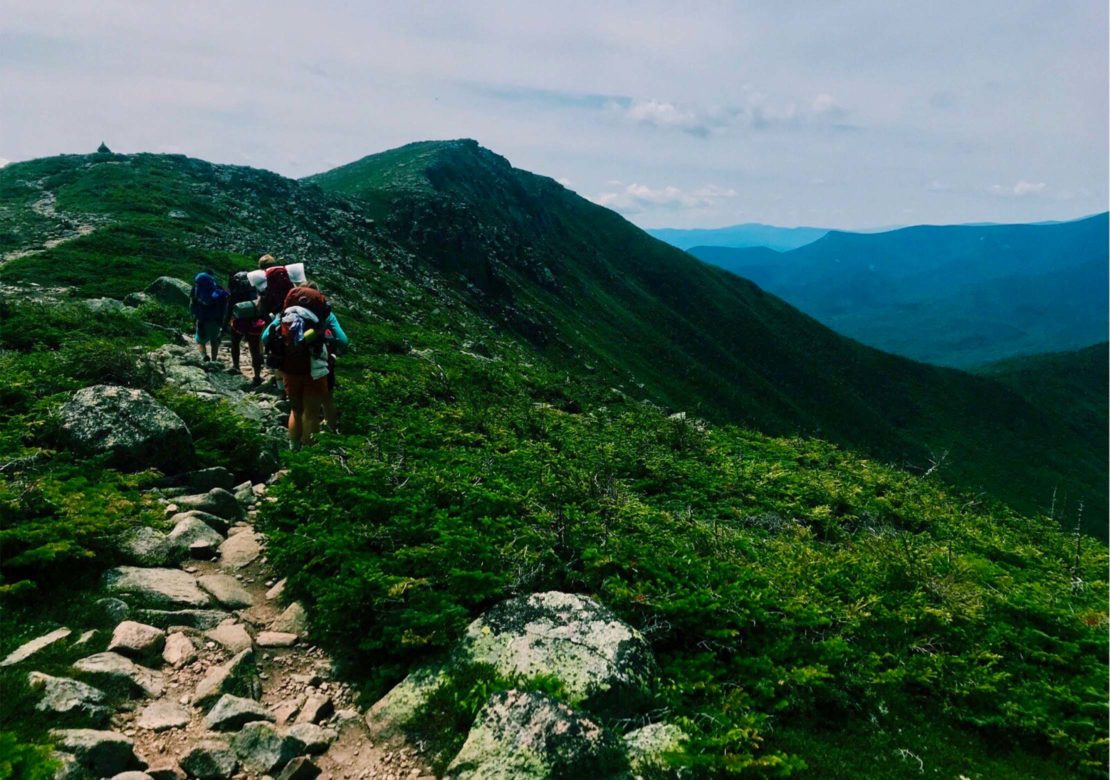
[190,270,229,361]
[262,285,334,448]
[301,281,349,429]
[257,257,296,319]
[227,270,266,385]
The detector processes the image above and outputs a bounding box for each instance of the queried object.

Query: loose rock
[286,723,336,755]
[136,609,229,631]
[72,652,164,697]
[229,721,300,774]
[174,488,245,522]
[203,694,275,731]
[197,574,254,609]
[162,632,197,667]
[193,649,259,708]
[107,621,166,661]
[137,700,191,732]
[169,509,233,536]
[166,517,224,558]
[257,631,298,648]
[295,694,333,725]
[622,722,688,775]
[269,602,308,635]
[204,622,253,654]
[219,529,261,569]
[276,756,321,780]
[144,277,192,307]
[179,739,237,780]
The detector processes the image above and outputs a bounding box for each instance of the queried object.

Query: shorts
[195,320,223,345]
[282,371,329,413]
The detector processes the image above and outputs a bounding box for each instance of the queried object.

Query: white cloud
[989,180,1047,197]
[611,91,852,137]
[590,181,737,214]
[0,158,9,169]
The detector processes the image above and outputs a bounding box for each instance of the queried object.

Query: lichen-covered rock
[135,608,229,631]
[28,672,109,726]
[144,277,191,307]
[193,649,260,708]
[50,729,141,776]
[72,652,164,697]
[107,621,165,661]
[204,622,253,654]
[364,664,448,739]
[285,723,336,755]
[622,723,688,776]
[269,602,307,635]
[169,509,232,535]
[103,567,211,609]
[83,297,129,315]
[58,385,193,473]
[166,517,223,558]
[229,721,300,774]
[445,690,625,779]
[120,526,176,567]
[460,591,654,714]
[179,739,237,779]
[174,489,245,522]
[218,529,261,569]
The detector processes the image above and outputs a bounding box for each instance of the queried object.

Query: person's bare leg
[301,396,322,444]
[288,409,302,443]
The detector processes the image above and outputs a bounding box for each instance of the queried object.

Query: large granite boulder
[203,694,275,731]
[103,567,211,609]
[459,592,654,715]
[229,721,301,774]
[445,690,625,779]
[622,723,688,776]
[72,652,164,697]
[179,739,237,779]
[58,386,193,473]
[120,526,176,567]
[27,672,110,726]
[144,277,191,307]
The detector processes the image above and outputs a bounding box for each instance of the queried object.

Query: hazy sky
[2,1,1106,228]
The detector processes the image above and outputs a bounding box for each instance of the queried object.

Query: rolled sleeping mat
[285,263,307,285]
[247,268,268,292]
[233,299,259,318]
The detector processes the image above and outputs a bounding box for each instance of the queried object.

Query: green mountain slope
[688,214,1109,368]
[0,146,1105,777]
[307,140,1105,535]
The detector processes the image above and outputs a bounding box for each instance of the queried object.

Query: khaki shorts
[282,372,328,413]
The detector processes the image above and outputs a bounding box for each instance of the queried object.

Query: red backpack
[277,286,332,375]
[261,266,293,316]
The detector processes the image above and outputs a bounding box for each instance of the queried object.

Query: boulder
[135,609,229,631]
[174,489,244,522]
[294,694,332,725]
[136,700,191,732]
[179,739,237,780]
[157,466,235,492]
[52,752,83,780]
[193,648,259,708]
[107,621,165,661]
[459,591,654,714]
[124,291,151,308]
[144,277,191,307]
[285,723,336,755]
[219,529,261,569]
[28,672,109,726]
[197,575,253,609]
[120,527,176,567]
[203,694,275,731]
[622,723,688,776]
[0,627,71,666]
[145,762,186,780]
[103,567,211,609]
[444,690,624,779]
[50,729,141,777]
[162,632,198,667]
[58,385,193,473]
[276,756,321,780]
[169,509,233,535]
[110,773,154,780]
[269,602,307,635]
[364,664,448,739]
[257,631,297,648]
[72,652,164,697]
[204,622,253,654]
[166,517,223,559]
[98,598,131,623]
[265,579,287,601]
[233,481,255,506]
[229,721,300,774]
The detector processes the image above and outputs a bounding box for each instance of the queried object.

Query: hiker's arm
[325,313,348,351]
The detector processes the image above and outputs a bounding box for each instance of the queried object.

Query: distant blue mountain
[687,213,1109,368]
[648,223,829,251]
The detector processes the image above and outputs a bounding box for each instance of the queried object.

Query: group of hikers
[189,255,347,449]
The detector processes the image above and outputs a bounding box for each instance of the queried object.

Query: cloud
[590,181,737,214]
[612,92,854,137]
[989,180,1047,197]
[0,158,9,169]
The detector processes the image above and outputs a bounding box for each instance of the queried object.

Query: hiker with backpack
[261,284,335,448]
[299,281,349,430]
[227,270,266,386]
[190,270,229,361]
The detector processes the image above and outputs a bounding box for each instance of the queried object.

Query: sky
[1,1,1106,229]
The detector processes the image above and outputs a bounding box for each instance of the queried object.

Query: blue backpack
[192,272,228,320]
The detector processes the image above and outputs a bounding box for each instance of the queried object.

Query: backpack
[192,272,228,320]
[274,287,332,375]
[260,266,294,317]
[228,271,255,304]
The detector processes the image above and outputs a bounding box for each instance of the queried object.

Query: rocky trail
[5,276,687,779]
[4,338,435,780]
